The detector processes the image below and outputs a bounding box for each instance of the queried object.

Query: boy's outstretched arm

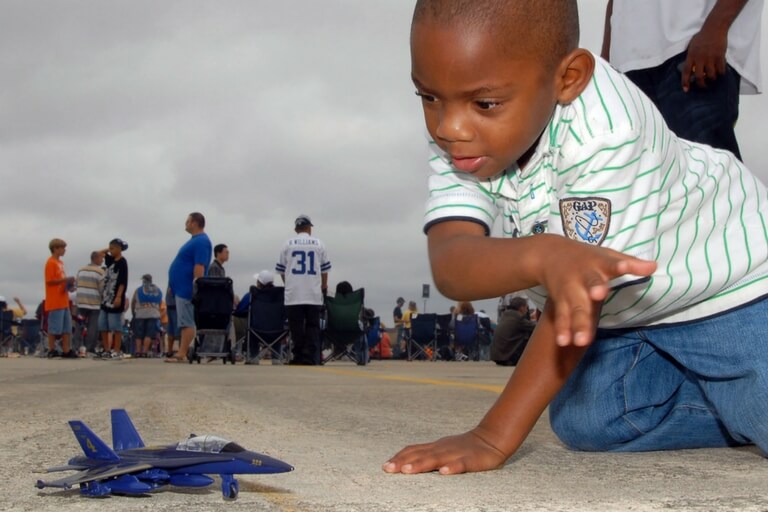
[424,221,656,346]
[383,301,588,474]
[381,221,656,475]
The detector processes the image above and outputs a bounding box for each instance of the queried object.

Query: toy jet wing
[36,462,153,489]
[39,464,90,473]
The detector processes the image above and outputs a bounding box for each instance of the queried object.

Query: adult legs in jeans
[550,297,768,453]
[625,51,742,159]
[287,304,321,365]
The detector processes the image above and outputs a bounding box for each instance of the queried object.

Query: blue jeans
[625,51,742,160]
[550,296,768,453]
[47,308,72,336]
[98,310,122,332]
[166,308,179,337]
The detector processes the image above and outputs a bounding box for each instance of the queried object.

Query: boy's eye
[475,100,501,110]
[415,90,436,103]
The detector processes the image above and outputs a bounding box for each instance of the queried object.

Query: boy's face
[411,21,560,178]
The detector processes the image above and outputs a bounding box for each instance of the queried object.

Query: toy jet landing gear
[221,474,239,500]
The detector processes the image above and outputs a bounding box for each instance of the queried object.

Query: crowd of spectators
[3,212,536,367]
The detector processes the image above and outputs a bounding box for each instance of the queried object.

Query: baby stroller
[189,277,236,364]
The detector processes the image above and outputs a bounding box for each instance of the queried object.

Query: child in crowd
[384,0,768,475]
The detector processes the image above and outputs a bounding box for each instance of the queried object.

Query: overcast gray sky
[1,1,766,323]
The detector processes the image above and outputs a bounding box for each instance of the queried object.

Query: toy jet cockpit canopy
[176,435,245,454]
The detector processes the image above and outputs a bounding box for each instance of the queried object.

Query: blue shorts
[47,308,72,335]
[166,308,179,337]
[176,297,195,330]
[549,296,768,454]
[98,310,123,332]
[132,318,159,340]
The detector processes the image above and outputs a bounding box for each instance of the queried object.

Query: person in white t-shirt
[602,0,764,160]
[276,215,331,365]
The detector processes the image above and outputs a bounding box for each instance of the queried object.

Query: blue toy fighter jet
[35,409,292,500]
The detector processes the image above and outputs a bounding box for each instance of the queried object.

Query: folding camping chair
[189,277,236,364]
[18,319,41,356]
[477,315,494,361]
[407,313,437,361]
[435,313,453,361]
[453,313,480,361]
[323,288,367,365]
[245,285,290,365]
[0,310,16,355]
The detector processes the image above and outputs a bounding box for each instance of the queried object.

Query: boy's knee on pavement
[549,400,635,452]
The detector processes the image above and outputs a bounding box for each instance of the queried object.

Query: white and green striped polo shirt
[424,55,768,328]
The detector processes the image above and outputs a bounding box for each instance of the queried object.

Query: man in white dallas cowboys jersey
[276,215,331,365]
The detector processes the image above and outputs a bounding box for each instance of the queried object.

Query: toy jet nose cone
[250,452,294,473]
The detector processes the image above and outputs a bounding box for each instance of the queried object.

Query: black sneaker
[62,350,78,359]
[47,350,61,358]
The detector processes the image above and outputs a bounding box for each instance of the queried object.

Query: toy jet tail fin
[111,409,145,450]
[69,421,120,462]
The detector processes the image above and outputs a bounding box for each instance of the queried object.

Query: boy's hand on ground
[539,238,656,347]
[382,429,507,475]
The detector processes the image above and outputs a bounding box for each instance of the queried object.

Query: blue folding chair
[435,313,453,360]
[0,310,15,354]
[407,313,437,361]
[19,319,41,356]
[453,314,480,361]
[246,286,290,365]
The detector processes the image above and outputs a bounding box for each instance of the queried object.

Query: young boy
[44,238,77,358]
[99,238,129,358]
[384,0,768,475]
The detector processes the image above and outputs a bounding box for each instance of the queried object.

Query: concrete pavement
[1,357,767,511]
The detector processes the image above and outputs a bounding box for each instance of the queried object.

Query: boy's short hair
[49,238,66,253]
[412,0,579,68]
[214,243,228,256]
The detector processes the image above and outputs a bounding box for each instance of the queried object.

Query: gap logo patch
[559,197,611,246]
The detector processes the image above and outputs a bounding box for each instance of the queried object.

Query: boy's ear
[555,48,595,105]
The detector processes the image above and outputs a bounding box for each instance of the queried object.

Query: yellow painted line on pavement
[308,366,505,394]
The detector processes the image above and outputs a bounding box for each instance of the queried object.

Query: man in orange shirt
[44,238,76,358]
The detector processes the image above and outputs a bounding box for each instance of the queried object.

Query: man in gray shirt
[490,297,536,366]
[208,244,229,278]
